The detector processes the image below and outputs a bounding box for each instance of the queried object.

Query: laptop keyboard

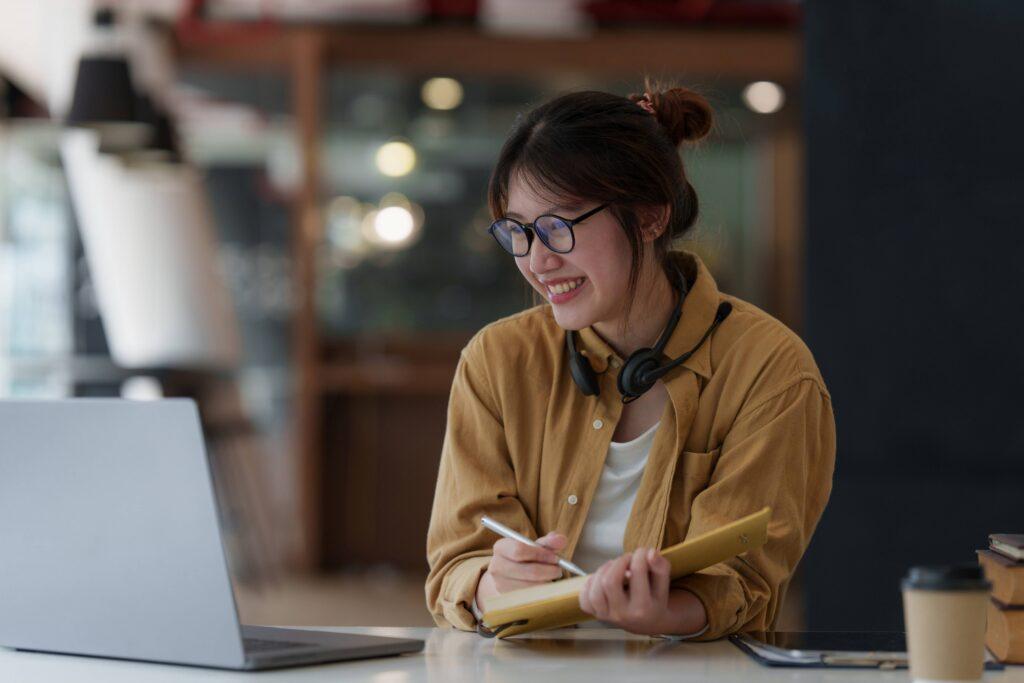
[244,637,310,653]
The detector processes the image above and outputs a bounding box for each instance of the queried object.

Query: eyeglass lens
[490,215,574,256]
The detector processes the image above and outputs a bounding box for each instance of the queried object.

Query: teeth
[547,277,585,296]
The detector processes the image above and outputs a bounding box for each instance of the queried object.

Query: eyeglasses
[488,203,610,257]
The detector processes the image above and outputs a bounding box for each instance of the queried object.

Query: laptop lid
[0,399,246,668]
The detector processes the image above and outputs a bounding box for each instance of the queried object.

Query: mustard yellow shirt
[425,252,836,639]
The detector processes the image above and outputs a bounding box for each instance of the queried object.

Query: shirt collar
[575,251,721,382]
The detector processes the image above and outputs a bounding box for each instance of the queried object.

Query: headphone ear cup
[566,331,600,397]
[617,349,661,399]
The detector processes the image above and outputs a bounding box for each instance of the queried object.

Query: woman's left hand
[578,547,672,636]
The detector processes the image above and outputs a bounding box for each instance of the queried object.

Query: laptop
[0,399,424,670]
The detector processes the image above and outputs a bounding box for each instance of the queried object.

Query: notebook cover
[991,534,1024,562]
[990,539,1024,561]
[481,506,770,638]
[991,534,1024,550]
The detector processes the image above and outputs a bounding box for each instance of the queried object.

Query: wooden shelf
[316,360,458,395]
[316,333,469,394]
[177,23,800,83]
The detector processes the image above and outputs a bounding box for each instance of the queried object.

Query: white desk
[2,627,1022,682]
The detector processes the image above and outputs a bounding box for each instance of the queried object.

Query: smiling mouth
[545,277,586,296]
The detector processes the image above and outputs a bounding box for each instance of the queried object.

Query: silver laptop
[0,399,423,670]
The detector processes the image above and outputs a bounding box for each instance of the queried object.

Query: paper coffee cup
[902,564,991,682]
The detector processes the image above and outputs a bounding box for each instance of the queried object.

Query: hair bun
[632,84,713,146]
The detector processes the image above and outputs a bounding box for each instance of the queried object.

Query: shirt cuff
[436,554,492,631]
[471,597,484,622]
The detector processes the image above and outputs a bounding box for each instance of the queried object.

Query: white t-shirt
[572,421,660,573]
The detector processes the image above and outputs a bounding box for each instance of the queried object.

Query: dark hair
[487,80,714,310]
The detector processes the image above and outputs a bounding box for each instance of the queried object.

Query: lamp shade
[65,55,151,153]
[65,7,151,152]
[66,56,137,125]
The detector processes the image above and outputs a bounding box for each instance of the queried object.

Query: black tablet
[744,630,906,655]
[731,631,1002,670]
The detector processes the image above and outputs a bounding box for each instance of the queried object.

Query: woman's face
[506,177,634,331]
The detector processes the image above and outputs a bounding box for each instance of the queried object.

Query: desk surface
[2,627,1022,682]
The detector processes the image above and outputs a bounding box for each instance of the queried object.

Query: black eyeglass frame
[488,203,611,256]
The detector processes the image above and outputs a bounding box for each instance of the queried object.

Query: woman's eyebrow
[506,204,580,220]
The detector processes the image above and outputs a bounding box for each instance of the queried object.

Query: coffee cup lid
[902,564,991,591]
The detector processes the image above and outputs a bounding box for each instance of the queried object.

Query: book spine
[986,600,1024,664]
[977,552,1024,607]
[992,579,1024,606]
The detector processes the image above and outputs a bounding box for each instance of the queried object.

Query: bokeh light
[375,140,417,177]
[373,206,415,244]
[421,77,464,111]
[742,81,786,114]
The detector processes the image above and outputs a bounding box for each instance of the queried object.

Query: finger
[501,560,563,583]
[628,548,650,605]
[601,554,631,616]
[489,552,563,582]
[649,549,671,604]
[536,532,568,552]
[494,538,558,565]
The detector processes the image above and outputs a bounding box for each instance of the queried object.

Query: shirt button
[592,419,603,430]
[567,494,578,505]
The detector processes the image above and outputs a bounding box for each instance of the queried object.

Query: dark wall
[802,2,1024,630]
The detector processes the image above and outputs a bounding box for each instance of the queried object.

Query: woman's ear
[639,205,670,243]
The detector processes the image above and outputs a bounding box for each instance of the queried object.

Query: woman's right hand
[475,531,568,611]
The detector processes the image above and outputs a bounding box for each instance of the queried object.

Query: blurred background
[0,0,1020,631]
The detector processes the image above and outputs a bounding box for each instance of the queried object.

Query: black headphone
[566,270,732,402]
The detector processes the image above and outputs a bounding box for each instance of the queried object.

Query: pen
[480,516,588,577]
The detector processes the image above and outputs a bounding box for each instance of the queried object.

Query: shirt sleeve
[425,336,538,631]
[671,375,836,640]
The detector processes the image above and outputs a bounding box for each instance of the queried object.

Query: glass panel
[0,124,74,397]
[316,73,786,336]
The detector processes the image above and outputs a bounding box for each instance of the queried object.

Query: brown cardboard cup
[902,564,991,682]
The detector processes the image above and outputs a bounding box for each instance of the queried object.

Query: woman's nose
[528,236,562,273]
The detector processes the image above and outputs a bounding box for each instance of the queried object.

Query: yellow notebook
[481,506,771,638]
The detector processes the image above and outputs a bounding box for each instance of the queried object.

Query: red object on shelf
[704,1,801,26]
[174,0,281,50]
[428,0,480,19]
[584,0,801,27]
[586,0,715,23]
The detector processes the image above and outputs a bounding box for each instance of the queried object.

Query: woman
[426,83,835,639]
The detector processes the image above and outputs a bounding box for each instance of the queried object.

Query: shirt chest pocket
[665,447,722,545]
[674,447,721,493]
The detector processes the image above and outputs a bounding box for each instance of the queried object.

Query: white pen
[480,516,587,577]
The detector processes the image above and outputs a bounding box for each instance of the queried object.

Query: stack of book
[978,534,1024,663]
